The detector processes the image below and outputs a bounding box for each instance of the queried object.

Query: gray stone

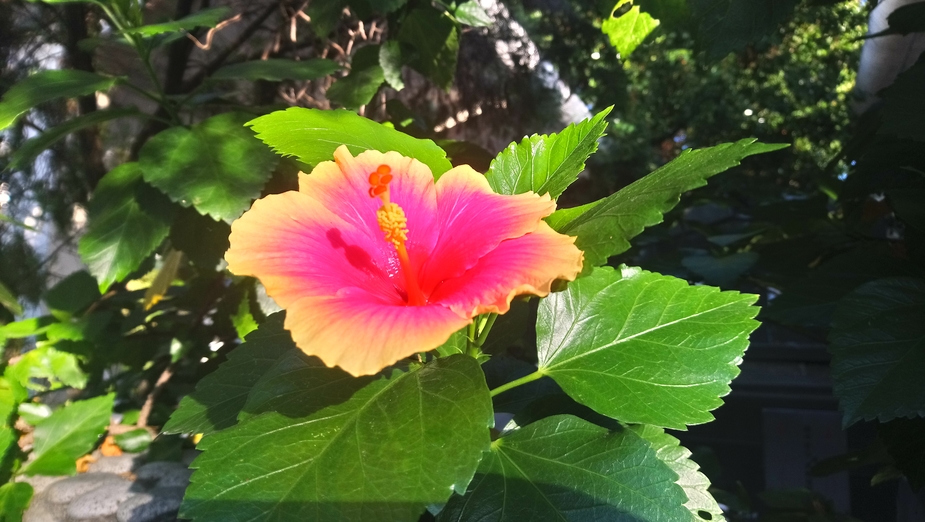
[45,473,127,504]
[88,454,142,475]
[116,490,182,522]
[155,468,191,489]
[14,474,62,495]
[65,480,134,520]
[133,462,186,483]
[23,496,67,522]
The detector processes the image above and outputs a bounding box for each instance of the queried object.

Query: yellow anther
[376,202,409,248]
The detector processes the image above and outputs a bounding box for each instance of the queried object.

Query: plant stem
[474,313,498,348]
[489,369,545,398]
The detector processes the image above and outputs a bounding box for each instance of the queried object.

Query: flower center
[369,165,427,306]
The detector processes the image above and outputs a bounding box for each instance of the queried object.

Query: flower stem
[489,369,545,398]
[474,313,498,348]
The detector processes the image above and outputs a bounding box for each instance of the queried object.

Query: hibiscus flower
[225,146,583,376]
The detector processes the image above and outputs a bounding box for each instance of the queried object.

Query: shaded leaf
[182,355,493,522]
[78,163,174,291]
[689,0,800,58]
[169,206,230,270]
[879,417,925,490]
[549,139,787,272]
[0,70,116,131]
[439,415,691,522]
[22,394,114,476]
[125,7,232,36]
[398,8,459,90]
[830,277,925,426]
[44,271,100,315]
[0,282,21,316]
[211,58,341,82]
[602,0,660,58]
[8,108,139,171]
[435,327,467,357]
[681,252,759,287]
[162,314,294,435]
[880,54,925,142]
[629,425,725,520]
[0,483,32,522]
[307,0,347,38]
[379,40,405,91]
[536,266,759,429]
[870,2,925,37]
[486,107,611,199]
[327,45,385,109]
[248,108,453,176]
[139,112,279,222]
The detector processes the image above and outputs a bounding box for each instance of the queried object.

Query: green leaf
[7,108,139,171]
[880,54,925,142]
[629,425,725,521]
[602,0,660,58]
[247,108,453,176]
[486,107,611,199]
[231,287,258,339]
[113,428,152,453]
[18,403,52,425]
[435,327,467,357]
[78,163,174,292]
[681,252,759,287]
[44,271,100,315]
[689,0,800,58]
[535,266,759,429]
[455,1,492,27]
[307,0,347,38]
[438,415,691,521]
[125,7,232,36]
[398,8,459,90]
[829,277,925,426]
[162,314,294,435]
[0,281,21,316]
[0,483,33,522]
[379,41,405,91]
[169,206,230,270]
[6,345,87,392]
[139,112,279,222]
[549,139,786,272]
[211,58,341,82]
[327,45,385,109]
[22,393,114,476]
[879,418,925,490]
[0,70,116,131]
[182,355,493,522]
[0,316,54,339]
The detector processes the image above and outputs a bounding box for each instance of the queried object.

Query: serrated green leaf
[0,483,33,522]
[549,139,786,272]
[78,163,174,292]
[398,8,459,90]
[535,267,759,429]
[830,277,925,426]
[211,58,341,82]
[629,425,725,521]
[162,314,294,435]
[182,355,493,522]
[879,417,925,490]
[327,45,385,110]
[455,1,492,27]
[602,0,660,58]
[7,108,139,171]
[487,107,611,199]
[113,428,152,453]
[379,40,405,91]
[689,0,799,58]
[140,112,279,222]
[125,7,231,36]
[6,345,87,392]
[23,394,113,476]
[439,415,692,521]
[247,108,453,176]
[0,70,116,131]
[436,327,467,357]
[44,271,100,315]
[0,281,21,316]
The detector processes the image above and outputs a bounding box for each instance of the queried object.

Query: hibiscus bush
[4,0,903,520]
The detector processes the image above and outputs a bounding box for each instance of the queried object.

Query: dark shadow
[326,228,377,273]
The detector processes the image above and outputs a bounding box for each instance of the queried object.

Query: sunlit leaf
[830,277,925,426]
[602,0,660,58]
[22,394,113,476]
[182,356,492,522]
[487,107,611,199]
[125,7,232,36]
[6,345,87,392]
[455,1,492,27]
[0,70,116,131]
[535,266,759,429]
[113,428,152,453]
[379,41,405,91]
[0,482,32,522]
[143,249,184,310]
[140,112,279,222]
[78,163,174,292]
[439,415,692,521]
[248,108,453,176]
